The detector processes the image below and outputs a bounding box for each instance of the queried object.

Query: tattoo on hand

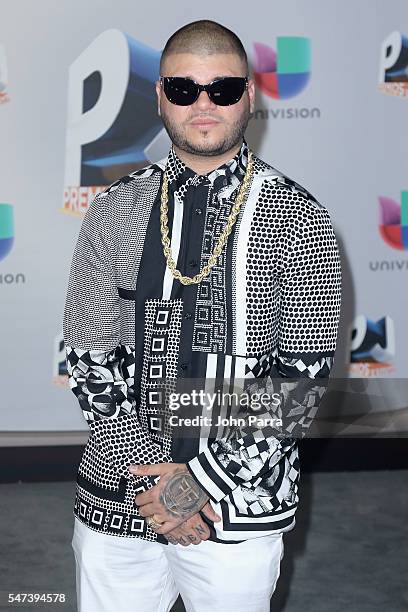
[194,524,207,536]
[159,468,209,518]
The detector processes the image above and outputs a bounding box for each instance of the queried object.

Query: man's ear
[248,78,256,114]
[155,81,161,116]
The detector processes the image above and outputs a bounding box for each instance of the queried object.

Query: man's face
[155,53,255,157]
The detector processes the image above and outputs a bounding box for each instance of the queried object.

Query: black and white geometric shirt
[63,138,342,544]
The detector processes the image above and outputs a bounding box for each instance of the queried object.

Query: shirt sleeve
[63,192,171,479]
[186,200,342,503]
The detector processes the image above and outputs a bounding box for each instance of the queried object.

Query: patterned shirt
[63,138,342,544]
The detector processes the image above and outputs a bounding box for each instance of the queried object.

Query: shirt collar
[165,138,249,193]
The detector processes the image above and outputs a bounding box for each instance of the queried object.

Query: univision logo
[0,203,25,284]
[0,203,14,261]
[253,37,311,99]
[378,191,408,250]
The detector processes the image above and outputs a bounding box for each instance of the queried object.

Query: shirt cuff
[186,445,240,504]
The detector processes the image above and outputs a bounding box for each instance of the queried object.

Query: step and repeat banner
[0,0,407,437]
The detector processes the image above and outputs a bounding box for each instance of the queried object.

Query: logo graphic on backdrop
[0,44,10,105]
[253,37,311,99]
[348,314,395,377]
[62,29,170,217]
[378,191,408,250]
[52,332,69,388]
[251,37,320,120]
[0,203,14,261]
[0,203,25,285]
[378,31,408,98]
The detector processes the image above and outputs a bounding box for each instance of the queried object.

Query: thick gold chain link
[160,149,254,286]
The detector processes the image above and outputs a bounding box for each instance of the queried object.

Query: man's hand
[164,502,221,546]
[128,462,221,540]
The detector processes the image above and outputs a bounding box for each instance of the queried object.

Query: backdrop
[0,0,407,438]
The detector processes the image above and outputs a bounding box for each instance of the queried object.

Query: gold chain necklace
[160,148,254,286]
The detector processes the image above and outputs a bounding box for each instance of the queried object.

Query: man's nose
[194,89,216,109]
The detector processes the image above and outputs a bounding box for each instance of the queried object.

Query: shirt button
[189,260,198,268]
[180,362,188,370]
[184,312,192,319]
[195,208,203,215]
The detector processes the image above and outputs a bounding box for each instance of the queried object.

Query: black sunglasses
[160,76,249,106]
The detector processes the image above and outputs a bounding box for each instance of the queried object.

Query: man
[63,18,342,612]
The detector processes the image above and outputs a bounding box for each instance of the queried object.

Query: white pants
[72,517,284,612]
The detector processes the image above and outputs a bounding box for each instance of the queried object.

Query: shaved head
[160,19,248,75]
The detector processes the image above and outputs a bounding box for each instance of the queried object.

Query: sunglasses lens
[163,77,198,105]
[208,78,247,106]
